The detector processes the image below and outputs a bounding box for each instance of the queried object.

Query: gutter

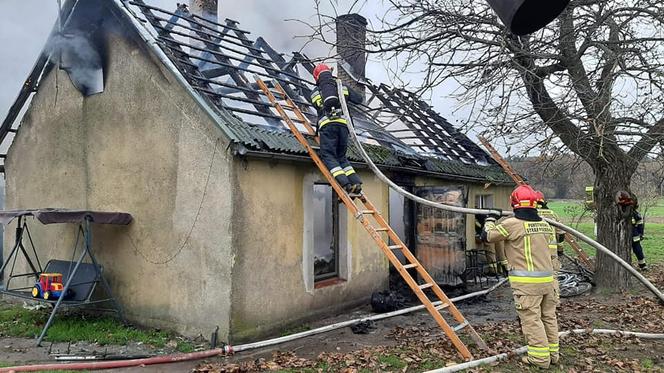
[238,148,515,186]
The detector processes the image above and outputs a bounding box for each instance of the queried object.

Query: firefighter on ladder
[481,185,560,368]
[310,63,363,194]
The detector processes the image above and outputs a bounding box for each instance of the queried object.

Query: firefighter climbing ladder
[477,136,594,269]
[255,76,487,361]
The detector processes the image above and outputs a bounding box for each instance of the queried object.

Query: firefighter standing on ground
[475,213,508,274]
[310,63,363,194]
[481,185,560,368]
[632,203,648,270]
[535,191,566,272]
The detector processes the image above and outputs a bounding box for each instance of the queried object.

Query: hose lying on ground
[557,272,592,298]
[336,80,664,304]
[0,279,508,372]
[424,329,664,373]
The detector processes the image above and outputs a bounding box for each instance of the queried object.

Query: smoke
[141,1,470,134]
[147,0,380,66]
[0,0,465,137]
[48,33,104,96]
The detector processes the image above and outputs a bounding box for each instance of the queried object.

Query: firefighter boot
[521,356,549,369]
[351,183,363,194]
[344,183,355,194]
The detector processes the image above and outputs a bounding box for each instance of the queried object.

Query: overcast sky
[0,0,478,148]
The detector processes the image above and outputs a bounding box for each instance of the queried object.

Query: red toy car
[32,273,64,300]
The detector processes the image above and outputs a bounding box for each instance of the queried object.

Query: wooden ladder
[478,136,593,269]
[255,76,487,360]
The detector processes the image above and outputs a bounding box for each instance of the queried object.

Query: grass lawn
[644,197,664,217]
[547,200,589,219]
[0,305,195,352]
[549,199,664,264]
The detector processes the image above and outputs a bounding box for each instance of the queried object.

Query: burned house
[0,0,513,342]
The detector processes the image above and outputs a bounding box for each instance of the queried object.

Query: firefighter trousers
[319,123,362,187]
[632,240,645,262]
[514,286,560,368]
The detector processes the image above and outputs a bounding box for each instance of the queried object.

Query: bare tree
[306,0,664,289]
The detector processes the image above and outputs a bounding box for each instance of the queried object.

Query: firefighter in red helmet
[481,185,560,368]
[310,63,363,194]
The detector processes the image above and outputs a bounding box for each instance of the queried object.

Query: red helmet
[313,63,331,82]
[511,185,539,209]
[534,190,545,204]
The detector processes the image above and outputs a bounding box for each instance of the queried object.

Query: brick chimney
[336,14,367,102]
[189,0,218,23]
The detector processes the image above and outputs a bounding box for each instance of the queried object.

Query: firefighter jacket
[538,208,565,256]
[310,71,362,132]
[482,209,557,295]
[632,211,644,242]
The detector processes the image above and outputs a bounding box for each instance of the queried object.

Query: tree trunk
[593,161,636,289]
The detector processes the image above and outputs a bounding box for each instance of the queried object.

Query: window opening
[312,183,339,281]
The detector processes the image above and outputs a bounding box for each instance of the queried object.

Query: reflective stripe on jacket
[537,208,563,258]
[632,211,644,239]
[311,84,352,130]
[484,216,556,295]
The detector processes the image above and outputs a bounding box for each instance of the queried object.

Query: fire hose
[336,80,664,304]
[0,279,508,372]
[557,272,592,297]
[424,329,664,372]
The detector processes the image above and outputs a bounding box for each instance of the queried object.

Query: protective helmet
[510,185,539,209]
[534,190,545,204]
[313,63,331,82]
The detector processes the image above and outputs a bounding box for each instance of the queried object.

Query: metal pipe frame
[36,220,125,345]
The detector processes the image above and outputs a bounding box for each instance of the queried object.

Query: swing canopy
[0,209,133,226]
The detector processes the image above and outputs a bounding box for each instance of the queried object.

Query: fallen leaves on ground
[194,266,664,372]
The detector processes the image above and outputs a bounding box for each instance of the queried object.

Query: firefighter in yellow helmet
[535,191,566,271]
[475,213,508,275]
[481,185,560,368]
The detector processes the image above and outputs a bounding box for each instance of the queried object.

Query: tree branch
[628,117,664,162]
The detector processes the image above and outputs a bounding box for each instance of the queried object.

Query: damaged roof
[0,0,512,184]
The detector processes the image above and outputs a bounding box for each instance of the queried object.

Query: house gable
[4,2,237,340]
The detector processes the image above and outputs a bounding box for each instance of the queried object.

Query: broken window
[415,186,467,285]
[475,194,494,209]
[312,183,339,281]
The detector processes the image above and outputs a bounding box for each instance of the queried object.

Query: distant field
[547,200,588,219]
[549,199,664,264]
[644,198,664,218]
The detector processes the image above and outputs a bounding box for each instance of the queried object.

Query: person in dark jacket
[632,203,647,270]
[310,63,363,194]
